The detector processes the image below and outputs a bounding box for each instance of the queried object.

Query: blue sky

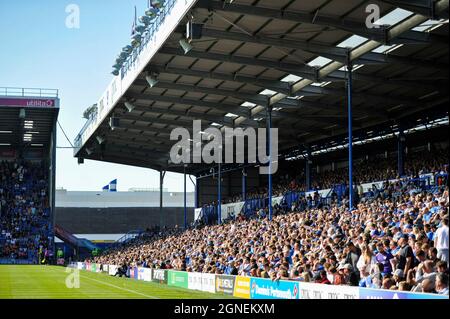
[0,0,194,192]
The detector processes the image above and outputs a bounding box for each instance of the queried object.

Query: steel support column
[398,128,406,177]
[267,105,273,221]
[347,55,354,210]
[184,165,187,230]
[159,170,166,230]
[305,148,312,192]
[242,168,247,202]
[218,163,222,224]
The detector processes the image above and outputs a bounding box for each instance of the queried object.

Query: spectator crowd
[0,160,53,263]
[222,147,448,204]
[92,163,449,295]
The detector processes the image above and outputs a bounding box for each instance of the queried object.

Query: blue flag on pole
[102,184,109,191]
[109,179,117,192]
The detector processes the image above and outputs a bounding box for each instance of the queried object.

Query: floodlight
[139,15,153,25]
[151,0,165,8]
[134,24,147,34]
[19,108,26,119]
[145,74,159,88]
[119,51,129,60]
[179,39,193,54]
[131,33,142,48]
[111,69,120,76]
[96,136,105,145]
[124,102,136,112]
[145,7,159,17]
[123,45,133,54]
[85,148,93,155]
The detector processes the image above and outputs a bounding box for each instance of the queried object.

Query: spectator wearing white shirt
[434,216,449,265]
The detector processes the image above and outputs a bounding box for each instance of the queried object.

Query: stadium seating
[91,152,449,295]
[0,160,53,264]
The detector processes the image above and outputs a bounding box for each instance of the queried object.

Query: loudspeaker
[186,21,203,40]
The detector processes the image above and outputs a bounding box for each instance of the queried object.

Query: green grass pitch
[0,266,236,299]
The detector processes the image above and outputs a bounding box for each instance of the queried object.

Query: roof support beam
[193,27,350,63]
[159,48,446,91]
[188,27,445,69]
[158,47,318,81]
[118,101,236,126]
[134,79,269,106]
[377,0,448,19]
[145,64,292,95]
[96,152,168,169]
[298,85,418,107]
[273,98,389,119]
[238,0,449,127]
[196,0,447,45]
[128,91,252,118]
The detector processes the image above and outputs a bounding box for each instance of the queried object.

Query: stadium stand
[70,0,449,300]
[0,161,52,264]
[0,88,59,265]
[91,157,449,295]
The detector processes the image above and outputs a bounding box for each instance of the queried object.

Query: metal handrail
[0,87,59,98]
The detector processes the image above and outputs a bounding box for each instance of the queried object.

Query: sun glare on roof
[281,74,302,83]
[241,102,256,108]
[337,35,368,49]
[307,56,332,67]
[259,89,277,96]
[413,19,448,32]
[374,8,413,26]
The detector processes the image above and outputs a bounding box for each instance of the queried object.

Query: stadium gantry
[73,0,449,228]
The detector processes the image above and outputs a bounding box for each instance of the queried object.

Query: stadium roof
[73,0,449,175]
[0,87,60,149]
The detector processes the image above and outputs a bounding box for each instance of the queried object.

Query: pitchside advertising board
[233,276,251,299]
[250,278,299,300]
[216,275,236,295]
[152,269,168,284]
[187,272,216,293]
[0,97,58,108]
[168,270,188,289]
[70,264,449,300]
[299,282,359,299]
[108,265,117,276]
[359,288,449,300]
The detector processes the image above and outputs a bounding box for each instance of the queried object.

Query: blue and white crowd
[93,151,449,295]
[0,161,52,264]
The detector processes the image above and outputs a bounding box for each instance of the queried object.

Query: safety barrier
[68,263,448,299]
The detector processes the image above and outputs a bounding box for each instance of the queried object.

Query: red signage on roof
[0,97,56,107]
